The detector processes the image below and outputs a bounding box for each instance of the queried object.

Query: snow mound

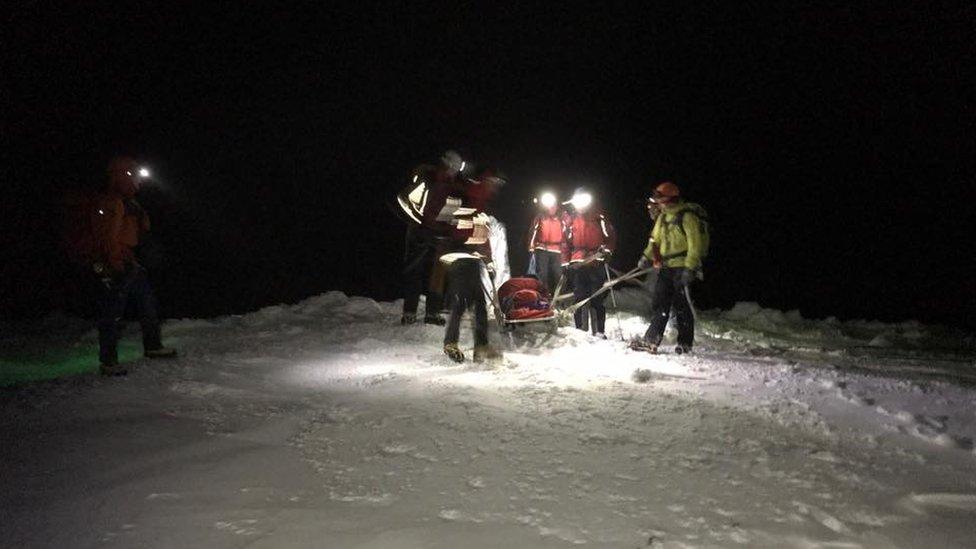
[4,289,976,547]
[703,301,974,355]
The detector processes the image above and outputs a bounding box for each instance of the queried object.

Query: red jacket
[567,211,616,262]
[424,177,492,261]
[528,211,569,252]
[419,167,467,234]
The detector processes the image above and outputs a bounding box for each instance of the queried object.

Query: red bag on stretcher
[497,278,554,320]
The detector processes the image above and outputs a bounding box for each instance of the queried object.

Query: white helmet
[440,150,464,174]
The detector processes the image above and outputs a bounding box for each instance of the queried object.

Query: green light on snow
[0,342,142,387]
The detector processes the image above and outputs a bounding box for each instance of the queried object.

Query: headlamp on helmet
[534,191,557,209]
[568,191,593,211]
[649,181,680,204]
[440,150,464,174]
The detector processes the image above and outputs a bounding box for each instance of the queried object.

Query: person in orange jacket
[91,157,176,375]
[527,192,569,294]
[565,189,617,337]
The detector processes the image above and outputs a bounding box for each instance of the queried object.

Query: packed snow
[2,289,976,548]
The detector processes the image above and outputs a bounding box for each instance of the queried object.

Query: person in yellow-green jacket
[631,181,706,354]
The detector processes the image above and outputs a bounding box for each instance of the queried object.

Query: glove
[678,269,697,287]
[598,245,612,258]
[637,256,650,270]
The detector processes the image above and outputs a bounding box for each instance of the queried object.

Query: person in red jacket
[437,175,501,364]
[527,192,569,294]
[565,189,617,338]
[91,157,176,375]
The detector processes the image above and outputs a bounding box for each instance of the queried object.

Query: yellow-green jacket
[642,201,705,271]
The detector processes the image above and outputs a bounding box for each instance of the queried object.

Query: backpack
[666,202,710,260]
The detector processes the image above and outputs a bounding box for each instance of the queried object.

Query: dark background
[2,4,974,329]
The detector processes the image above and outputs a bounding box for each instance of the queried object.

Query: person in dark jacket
[565,190,617,338]
[91,157,176,375]
[397,150,467,326]
[438,177,501,363]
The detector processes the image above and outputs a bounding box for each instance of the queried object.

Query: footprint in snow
[901,493,976,515]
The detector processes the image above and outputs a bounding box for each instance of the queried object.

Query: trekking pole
[683,285,699,325]
[604,262,625,341]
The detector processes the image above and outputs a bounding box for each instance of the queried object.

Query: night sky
[3,4,974,329]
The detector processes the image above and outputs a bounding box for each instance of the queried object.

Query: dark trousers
[532,249,563,295]
[403,224,442,316]
[572,262,608,334]
[444,259,488,347]
[643,267,695,347]
[97,265,162,365]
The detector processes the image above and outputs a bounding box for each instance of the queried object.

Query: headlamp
[537,192,557,209]
[570,192,592,211]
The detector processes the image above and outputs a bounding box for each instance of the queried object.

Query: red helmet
[649,181,680,204]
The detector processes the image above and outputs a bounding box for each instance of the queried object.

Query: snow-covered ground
[2,290,975,548]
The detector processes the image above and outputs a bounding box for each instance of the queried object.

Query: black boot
[145,347,177,359]
[99,362,128,376]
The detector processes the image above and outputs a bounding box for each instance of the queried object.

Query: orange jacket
[92,194,149,273]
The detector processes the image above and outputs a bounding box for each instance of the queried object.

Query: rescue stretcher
[482,258,654,333]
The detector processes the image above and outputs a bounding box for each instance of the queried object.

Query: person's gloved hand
[637,256,650,270]
[678,269,697,287]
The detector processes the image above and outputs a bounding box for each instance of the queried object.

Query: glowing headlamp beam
[568,192,593,210]
[138,167,151,178]
[537,192,557,208]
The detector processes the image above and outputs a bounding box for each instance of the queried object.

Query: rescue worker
[397,150,466,326]
[631,182,704,354]
[527,192,569,294]
[566,189,616,338]
[439,176,501,363]
[92,157,176,375]
[469,168,511,289]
